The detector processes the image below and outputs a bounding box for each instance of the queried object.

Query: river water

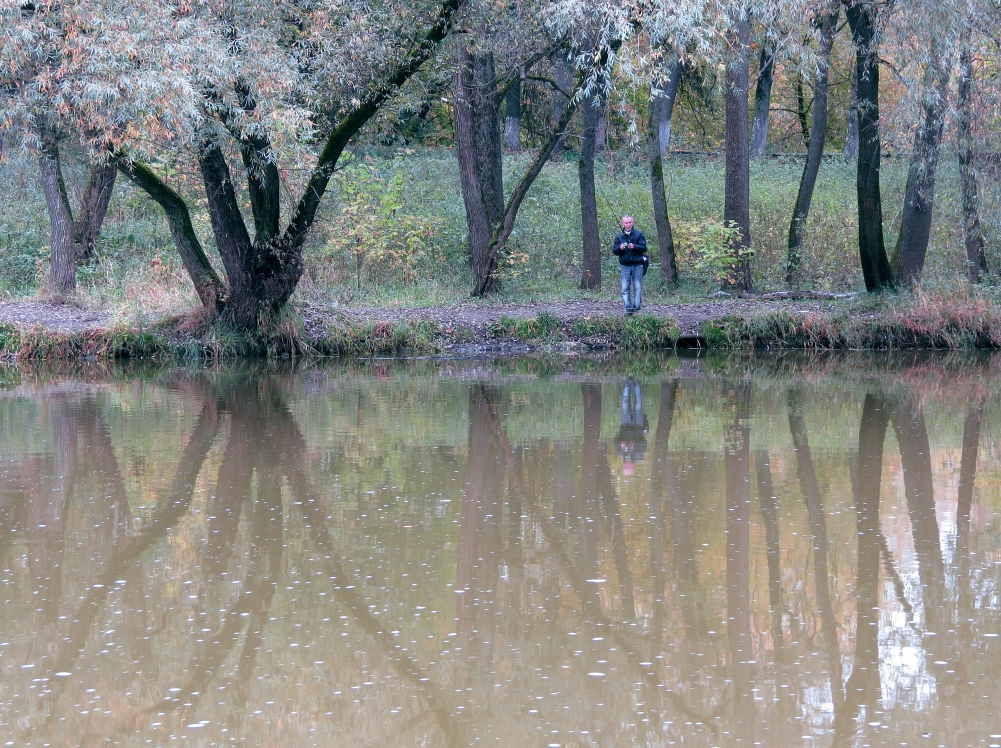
[0,354,998,747]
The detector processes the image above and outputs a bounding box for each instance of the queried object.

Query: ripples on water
[0,354,999,747]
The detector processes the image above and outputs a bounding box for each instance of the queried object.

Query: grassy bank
[5,290,1001,361]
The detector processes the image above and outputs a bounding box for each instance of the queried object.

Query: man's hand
[628,243,634,249]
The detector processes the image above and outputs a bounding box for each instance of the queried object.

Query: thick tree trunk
[892,50,952,287]
[504,73,522,150]
[73,161,117,265]
[37,127,77,295]
[958,33,987,283]
[655,55,683,159]
[649,95,678,286]
[844,59,860,161]
[724,15,753,292]
[787,3,839,287]
[113,156,225,310]
[751,42,775,161]
[454,47,499,290]
[473,54,504,230]
[845,1,894,292]
[579,91,604,290]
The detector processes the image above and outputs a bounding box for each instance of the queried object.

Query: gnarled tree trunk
[845,0,893,291]
[787,3,839,287]
[724,15,753,292]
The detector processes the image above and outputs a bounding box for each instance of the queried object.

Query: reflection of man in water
[615,378,648,476]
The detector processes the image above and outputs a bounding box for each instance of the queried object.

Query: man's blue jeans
[620,264,642,312]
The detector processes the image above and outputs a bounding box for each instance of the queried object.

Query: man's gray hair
[622,215,633,222]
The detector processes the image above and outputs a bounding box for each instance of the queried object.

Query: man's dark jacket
[611,228,648,266]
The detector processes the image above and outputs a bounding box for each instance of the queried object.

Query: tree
[579,84,606,290]
[723,7,753,292]
[786,1,840,286]
[648,57,681,286]
[957,13,987,283]
[844,0,894,291]
[751,37,776,160]
[891,1,957,287]
[4,0,468,327]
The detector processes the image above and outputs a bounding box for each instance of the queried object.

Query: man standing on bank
[612,215,648,315]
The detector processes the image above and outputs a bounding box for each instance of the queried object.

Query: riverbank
[1,290,999,360]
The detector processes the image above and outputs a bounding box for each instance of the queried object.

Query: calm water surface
[1,355,999,747]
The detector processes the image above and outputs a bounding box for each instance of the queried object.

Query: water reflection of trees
[1,368,1000,746]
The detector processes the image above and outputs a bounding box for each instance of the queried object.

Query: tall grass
[1,148,998,312]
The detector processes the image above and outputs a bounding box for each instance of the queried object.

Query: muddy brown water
[1,355,999,747]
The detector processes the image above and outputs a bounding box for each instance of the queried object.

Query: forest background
[1,0,1000,339]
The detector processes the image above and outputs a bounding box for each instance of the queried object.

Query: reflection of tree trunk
[725,382,752,728]
[754,450,785,659]
[836,394,888,740]
[27,397,78,626]
[457,386,503,634]
[650,381,679,644]
[892,400,943,635]
[956,400,982,555]
[206,416,254,575]
[579,385,603,600]
[787,388,841,708]
[45,403,219,716]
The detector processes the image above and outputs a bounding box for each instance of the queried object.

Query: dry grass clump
[703,287,1001,349]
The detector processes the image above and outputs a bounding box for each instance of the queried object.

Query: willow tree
[3,0,467,327]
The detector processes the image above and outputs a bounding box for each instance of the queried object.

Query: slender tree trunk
[454,48,496,287]
[844,59,860,160]
[892,49,952,287]
[754,449,785,657]
[73,162,117,265]
[113,156,225,310]
[787,3,839,287]
[655,55,683,159]
[596,112,607,151]
[551,53,573,159]
[504,73,522,150]
[751,41,775,161]
[37,126,76,295]
[845,1,894,291]
[724,15,753,292]
[957,31,987,283]
[795,73,811,149]
[579,91,604,290]
[649,93,678,286]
